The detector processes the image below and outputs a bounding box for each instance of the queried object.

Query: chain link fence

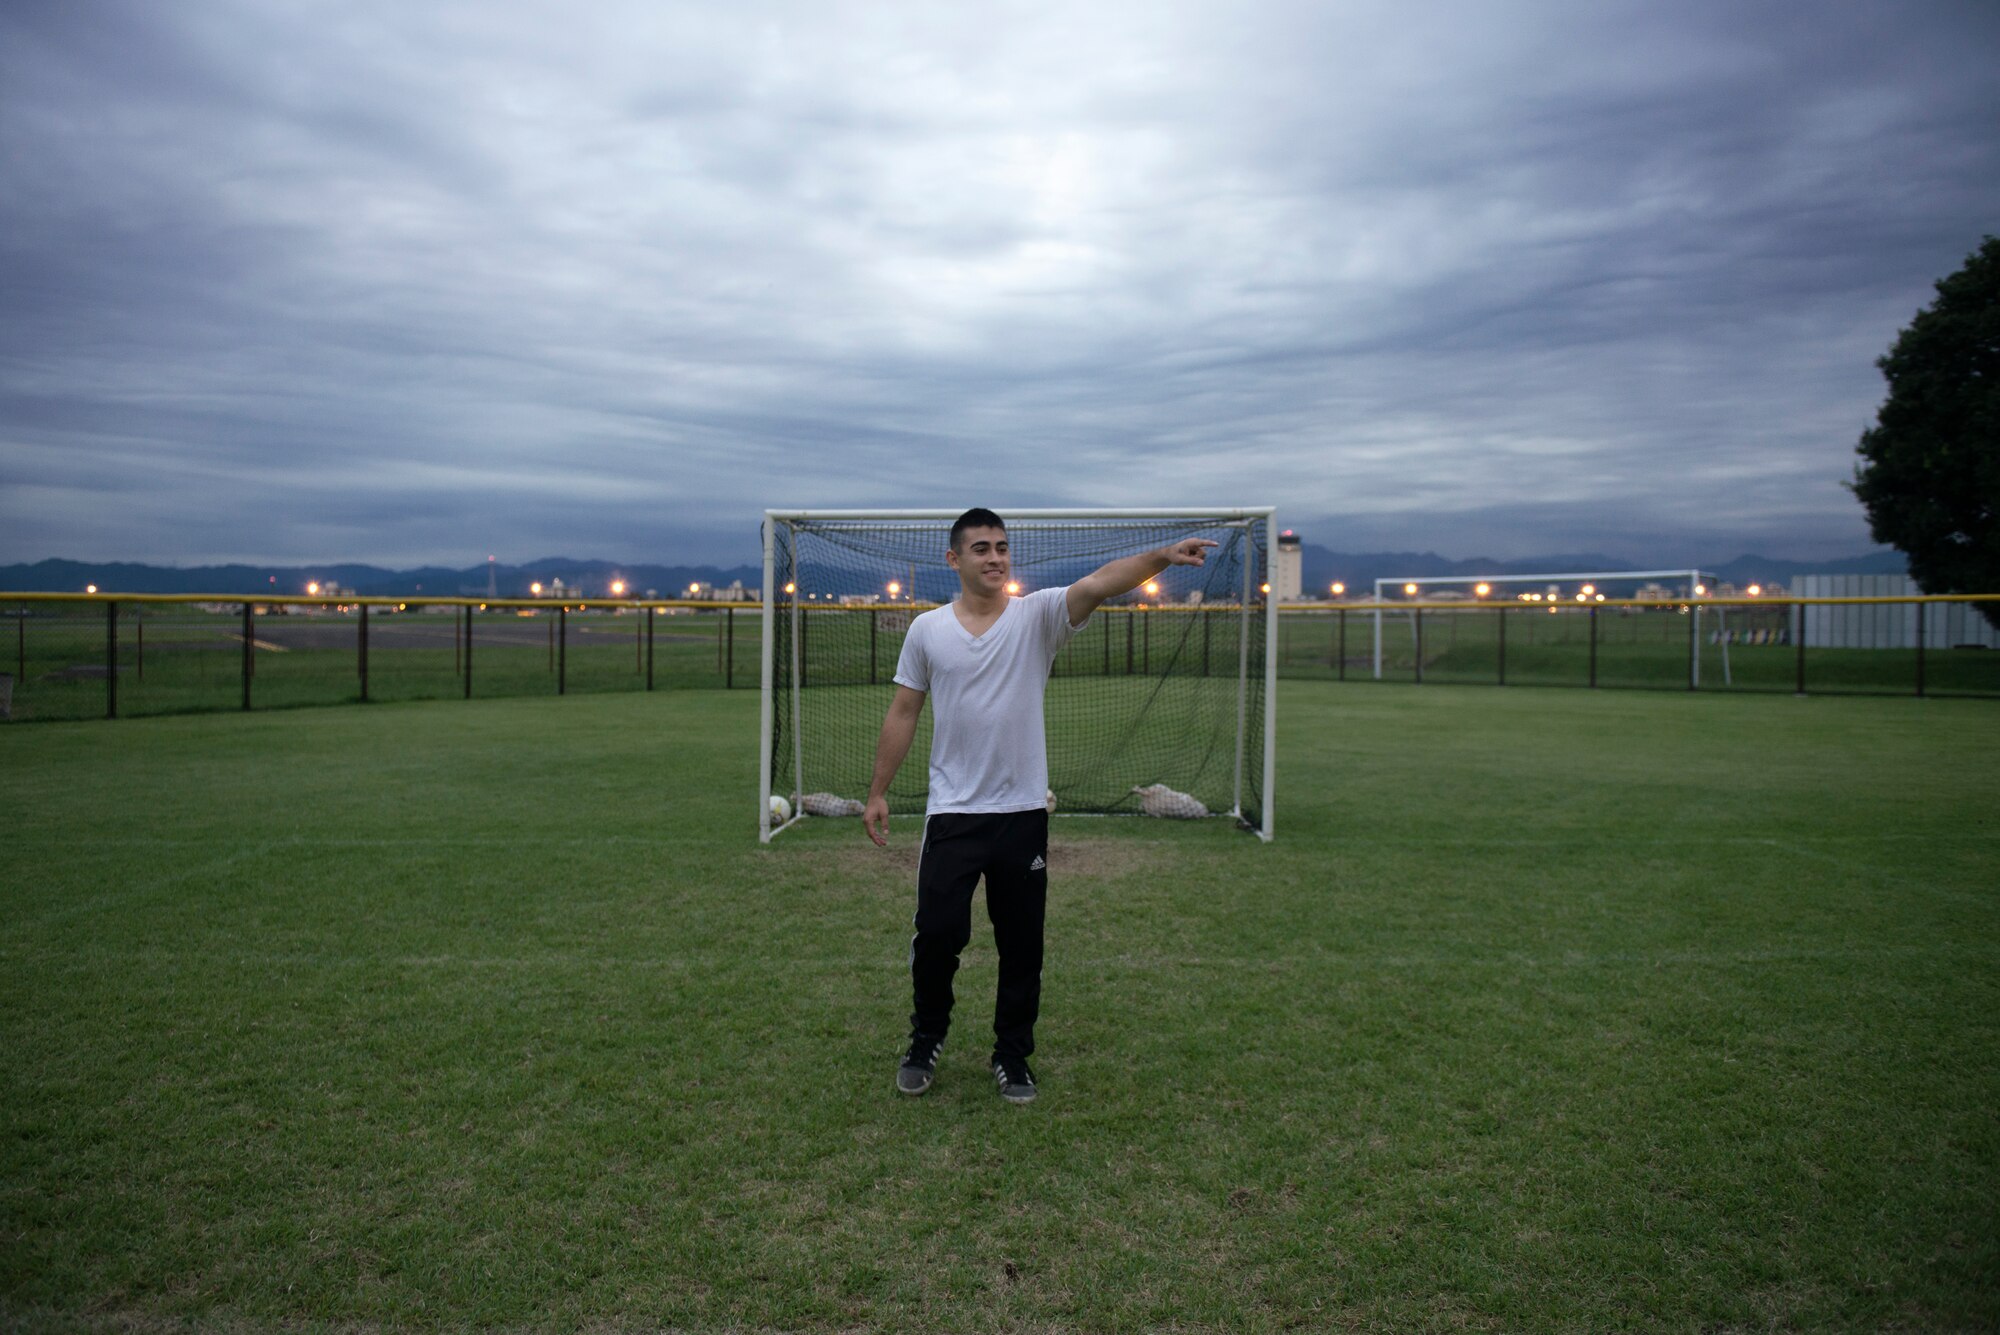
[4,593,1998,723]
[1277,597,2000,697]
[0,598,759,723]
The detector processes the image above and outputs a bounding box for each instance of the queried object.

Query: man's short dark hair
[950,507,1007,551]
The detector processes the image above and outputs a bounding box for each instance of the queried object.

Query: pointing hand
[1165,538,1219,567]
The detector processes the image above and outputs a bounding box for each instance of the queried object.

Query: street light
[1403,583,1418,597]
[1005,581,1021,595]
[887,581,901,599]
[610,580,626,597]
[1142,580,1159,599]
[1330,582,1345,597]
[1474,582,1491,598]
[530,582,542,596]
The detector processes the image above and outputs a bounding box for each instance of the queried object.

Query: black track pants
[909,808,1048,1060]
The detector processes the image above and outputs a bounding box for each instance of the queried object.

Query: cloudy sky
[3,0,1995,568]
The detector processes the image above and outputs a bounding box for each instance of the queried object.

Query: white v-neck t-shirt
[892,586,1088,815]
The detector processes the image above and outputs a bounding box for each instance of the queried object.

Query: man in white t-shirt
[864,508,1216,1103]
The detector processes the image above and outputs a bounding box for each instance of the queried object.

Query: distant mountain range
[0,557,765,599]
[0,549,1908,599]
[1293,545,1908,594]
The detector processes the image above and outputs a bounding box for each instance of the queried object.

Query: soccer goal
[760,509,1277,843]
[1369,568,1718,682]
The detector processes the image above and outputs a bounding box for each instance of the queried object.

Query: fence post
[359,605,370,702]
[1497,606,1507,686]
[1125,610,1134,675]
[464,605,473,700]
[1337,608,1346,681]
[1688,605,1698,691]
[726,606,735,688]
[559,606,567,695]
[869,608,878,686]
[1413,608,1423,685]
[1794,602,1805,695]
[1203,607,1212,678]
[647,608,655,691]
[242,603,253,711]
[1915,601,1926,698]
[106,600,118,720]
[454,608,461,677]
[16,604,23,682]
[1143,609,1150,674]
[1588,606,1598,688]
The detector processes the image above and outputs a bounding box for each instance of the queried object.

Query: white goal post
[759,508,1279,844]
[1369,568,1719,684]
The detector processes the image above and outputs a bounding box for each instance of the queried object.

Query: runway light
[1475,583,1491,598]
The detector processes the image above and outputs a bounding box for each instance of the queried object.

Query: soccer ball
[769,794,792,824]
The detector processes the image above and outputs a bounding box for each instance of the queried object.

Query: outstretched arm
[1066,538,1219,627]
[863,685,926,846]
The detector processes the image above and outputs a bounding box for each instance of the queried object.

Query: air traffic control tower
[1275,529,1303,602]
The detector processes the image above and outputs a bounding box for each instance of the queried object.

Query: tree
[1851,235,2000,628]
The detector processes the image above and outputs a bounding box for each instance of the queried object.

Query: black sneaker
[898,1034,942,1096]
[991,1056,1037,1104]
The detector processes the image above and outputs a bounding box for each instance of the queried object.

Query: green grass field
[3,684,1997,1331]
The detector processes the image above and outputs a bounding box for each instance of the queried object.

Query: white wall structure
[1793,574,2000,649]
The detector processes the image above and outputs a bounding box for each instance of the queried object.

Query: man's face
[947,525,1011,596]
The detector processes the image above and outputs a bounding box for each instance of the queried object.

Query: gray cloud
[3,0,1996,568]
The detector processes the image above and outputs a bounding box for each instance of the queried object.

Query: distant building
[1274,530,1303,602]
[1794,574,1998,649]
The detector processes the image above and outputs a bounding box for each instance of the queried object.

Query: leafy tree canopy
[1851,236,2000,627]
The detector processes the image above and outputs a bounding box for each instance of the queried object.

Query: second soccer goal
[759,508,1277,843]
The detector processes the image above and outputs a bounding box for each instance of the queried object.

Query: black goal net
[763,512,1270,835]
